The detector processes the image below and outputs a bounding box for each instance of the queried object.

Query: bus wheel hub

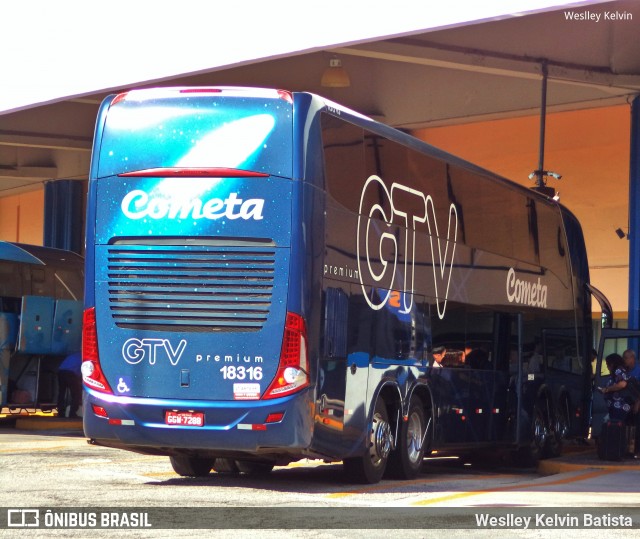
[373,416,393,461]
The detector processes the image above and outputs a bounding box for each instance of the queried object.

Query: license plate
[165,411,204,427]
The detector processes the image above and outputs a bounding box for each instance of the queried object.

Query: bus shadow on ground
[149,456,533,494]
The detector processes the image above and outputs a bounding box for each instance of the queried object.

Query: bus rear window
[97,93,293,179]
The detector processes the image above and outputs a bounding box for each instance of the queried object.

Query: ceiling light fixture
[321,58,351,88]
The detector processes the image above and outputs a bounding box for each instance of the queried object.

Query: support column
[629,96,640,330]
[43,180,84,254]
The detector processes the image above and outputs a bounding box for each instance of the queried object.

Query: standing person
[623,349,640,379]
[598,353,633,421]
[57,351,82,418]
[622,349,640,458]
[527,342,543,374]
[597,354,633,461]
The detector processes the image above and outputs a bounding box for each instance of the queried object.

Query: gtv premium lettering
[122,338,187,366]
[121,190,265,220]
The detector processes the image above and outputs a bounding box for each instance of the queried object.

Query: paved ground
[538,441,640,475]
[5,412,640,476]
[2,415,640,538]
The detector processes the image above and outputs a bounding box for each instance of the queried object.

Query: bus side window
[464,309,494,370]
[323,288,348,358]
[321,115,365,213]
[493,313,515,373]
[545,335,580,374]
[0,261,23,299]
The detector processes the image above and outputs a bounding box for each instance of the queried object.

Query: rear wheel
[547,396,570,458]
[212,458,240,474]
[235,460,275,475]
[385,396,429,479]
[343,398,392,484]
[169,455,214,477]
[512,401,548,467]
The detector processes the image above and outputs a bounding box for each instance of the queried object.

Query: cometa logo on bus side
[120,190,265,220]
[505,267,548,308]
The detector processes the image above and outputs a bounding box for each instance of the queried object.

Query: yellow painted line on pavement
[0,445,70,453]
[412,468,615,506]
[141,471,177,478]
[327,474,520,499]
[538,458,640,475]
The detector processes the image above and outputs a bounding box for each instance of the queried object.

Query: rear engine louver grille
[106,245,274,332]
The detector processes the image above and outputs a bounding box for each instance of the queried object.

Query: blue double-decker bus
[82,87,596,483]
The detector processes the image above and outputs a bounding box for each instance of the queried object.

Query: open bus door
[592,328,640,437]
[587,283,613,331]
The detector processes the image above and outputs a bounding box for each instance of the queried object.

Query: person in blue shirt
[623,349,640,379]
[623,349,640,458]
[598,353,633,421]
[57,351,82,418]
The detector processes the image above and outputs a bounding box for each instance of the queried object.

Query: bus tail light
[264,312,309,399]
[81,307,113,394]
[265,412,285,423]
[92,404,108,418]
[277,90,293,103]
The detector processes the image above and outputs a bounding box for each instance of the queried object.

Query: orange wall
[0,188,44,245]
[413,105,631,315]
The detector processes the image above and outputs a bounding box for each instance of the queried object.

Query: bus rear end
[83,88,312,470]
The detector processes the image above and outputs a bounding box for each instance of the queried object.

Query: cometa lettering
[121,190,264,220]
[506,268,548,308]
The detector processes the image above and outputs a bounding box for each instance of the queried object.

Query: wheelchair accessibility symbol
[116,377,131,394]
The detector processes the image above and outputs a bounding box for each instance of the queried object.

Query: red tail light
[277,90,293,103]
[81,308,113,394]
[110,92,129,106]
[264,312,309,399]
[179,88,223,94]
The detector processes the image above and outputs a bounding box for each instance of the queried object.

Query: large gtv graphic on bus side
[357,174,458,319]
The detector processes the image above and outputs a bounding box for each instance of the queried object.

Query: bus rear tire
[512,402,547,468]
[343,398,392,484]
[385,396,428,480]
[169,455,214,477]
[547,395,570,458]
[235,460,275,474]
[213,458,240,473]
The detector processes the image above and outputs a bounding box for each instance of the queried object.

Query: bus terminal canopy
[0,0,614,114]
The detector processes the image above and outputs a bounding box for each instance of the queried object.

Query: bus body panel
[95,88,294,180]
[90,175,293,402]
[95,175,293,246]
[84,386,315,457]
[84,88,306,451]
[312,104,591,458]
[93,244,290,401]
